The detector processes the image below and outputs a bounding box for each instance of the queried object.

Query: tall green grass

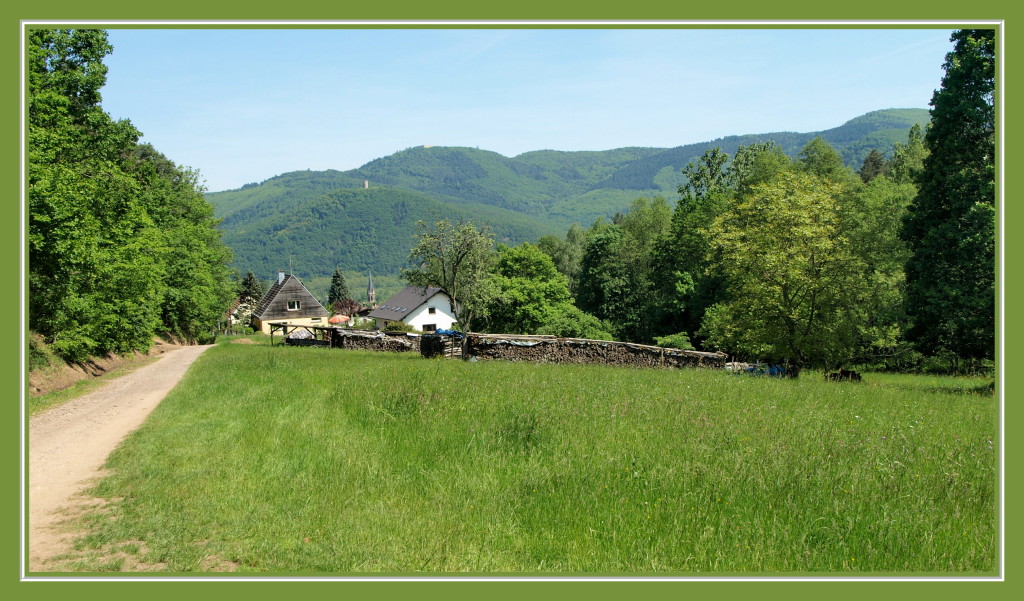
[56,345,997,574]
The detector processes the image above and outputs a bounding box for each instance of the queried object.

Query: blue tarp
[434,329,464,338]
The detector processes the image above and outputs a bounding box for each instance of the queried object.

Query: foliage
[858,149,889,183]
[901,29,996,363]
[652,332,694,351]
[888,123,928,185]
[484,242,609,339]
[536,223,587,295]
[403,219,498,335]
[239,271,265,303]
[383,321,418,333]
[576,198,671,343]
[701,171,863,370]
[28,29,235,360]
[326,268,352,307]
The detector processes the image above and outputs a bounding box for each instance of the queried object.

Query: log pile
[420,334,448,358]
[330,329,419,353]
[465,333,726,370]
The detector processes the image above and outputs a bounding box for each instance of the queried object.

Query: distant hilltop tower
[367,272,377,308]
[364,179,369,189]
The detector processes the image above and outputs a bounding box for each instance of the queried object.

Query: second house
[368,286,458,332]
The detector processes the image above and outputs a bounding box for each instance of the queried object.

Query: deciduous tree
[404,219,497,339]
[701,171,863,372]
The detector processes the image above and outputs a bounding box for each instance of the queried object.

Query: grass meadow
[51,340,998,574]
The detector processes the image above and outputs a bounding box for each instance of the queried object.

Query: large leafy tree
[485,243,612,339]
[577,198,670,343]
[536,222,586,295]
[29,29,235,359]
[404,219,497,337]
[701,171,863,372]
[888,123,928,186]
[901,28,996,364]
[28,29,164,359]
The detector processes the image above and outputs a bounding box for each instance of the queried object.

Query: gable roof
[252,274,330,320]
[367,286,448,322]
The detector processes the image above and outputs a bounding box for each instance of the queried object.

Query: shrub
[653,332,694,351]
[383,321,418,333]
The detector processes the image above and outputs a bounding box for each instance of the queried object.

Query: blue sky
[100,27,955,192]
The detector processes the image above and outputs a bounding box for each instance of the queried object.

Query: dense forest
[28,29,237,363]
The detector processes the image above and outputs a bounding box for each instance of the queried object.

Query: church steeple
[367,271,377,308]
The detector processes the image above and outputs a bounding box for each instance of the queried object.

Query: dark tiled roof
[368,286,446,322]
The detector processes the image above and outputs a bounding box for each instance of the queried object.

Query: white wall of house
[374,292,458,331]
[406,292,458,331]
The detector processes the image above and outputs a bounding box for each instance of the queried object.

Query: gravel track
[27,344,213,572]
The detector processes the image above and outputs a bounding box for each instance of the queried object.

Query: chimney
[277,271,285,285]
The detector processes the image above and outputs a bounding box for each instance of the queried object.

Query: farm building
[367,286,458,332]
[251,272,330,334]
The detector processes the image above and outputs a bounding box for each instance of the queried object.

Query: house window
[287,300,301,311]
[422,324,437,332]
[428,307,436,314]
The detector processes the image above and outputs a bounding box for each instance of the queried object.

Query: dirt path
[27,344,214,572]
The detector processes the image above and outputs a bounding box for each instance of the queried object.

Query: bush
[383,321,418,333]
[653,332,694,351]
[537,304,614,340]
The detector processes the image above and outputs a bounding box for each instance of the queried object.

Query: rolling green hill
[209,108,929,280]
[218,186,553,282]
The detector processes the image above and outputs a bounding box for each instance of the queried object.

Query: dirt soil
[27,344,214,573]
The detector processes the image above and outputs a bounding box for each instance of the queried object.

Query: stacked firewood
[331,329,418,353]
[465,333,726,369]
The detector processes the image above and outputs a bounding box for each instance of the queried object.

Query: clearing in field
[46,342,997,575]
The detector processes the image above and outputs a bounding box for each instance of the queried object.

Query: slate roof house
[367,286,458,332]
[251,272,330,334]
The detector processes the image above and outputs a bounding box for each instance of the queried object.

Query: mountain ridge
[209,108,929,280]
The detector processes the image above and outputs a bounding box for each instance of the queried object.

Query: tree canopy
[404,220,498,335]
[29,29,235,360]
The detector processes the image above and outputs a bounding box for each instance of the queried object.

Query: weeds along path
[27,344,214,573]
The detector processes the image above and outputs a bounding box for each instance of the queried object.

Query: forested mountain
[209,108,929,280]
[219,186,552,280]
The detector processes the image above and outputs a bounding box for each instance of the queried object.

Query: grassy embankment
[54,340,997,574]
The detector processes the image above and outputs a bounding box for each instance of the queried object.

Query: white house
[367,286,458,332]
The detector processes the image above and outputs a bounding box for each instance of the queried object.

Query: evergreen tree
[327,268,352,307]
[239,270,265,303]
[859,149,889,183]
[901,29,995,364]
